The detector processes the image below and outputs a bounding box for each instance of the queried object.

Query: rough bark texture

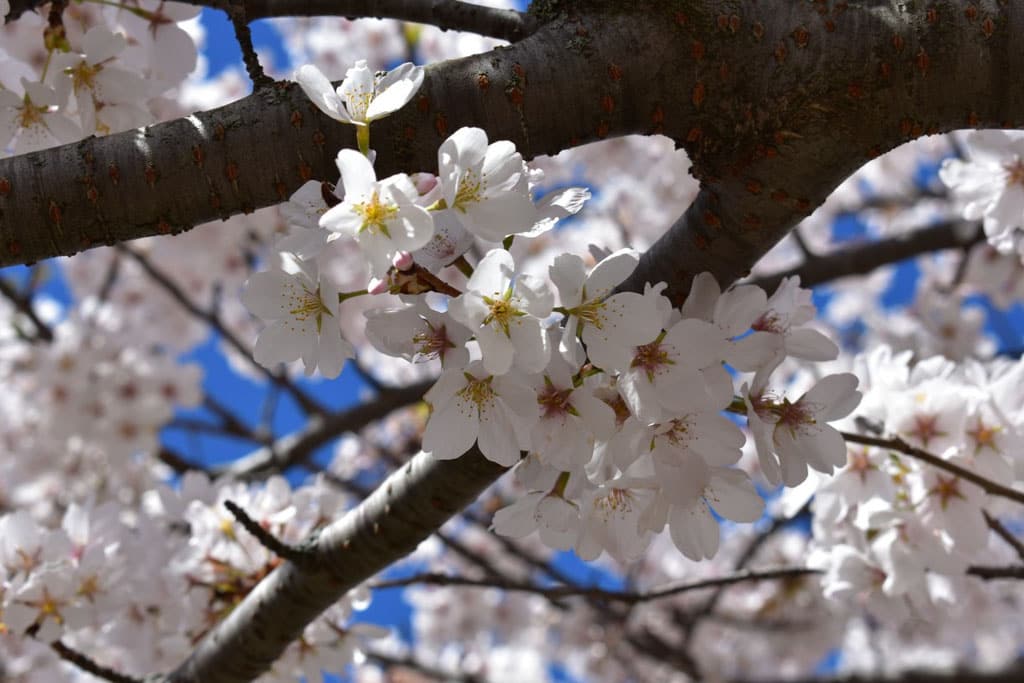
[3,1,1024,681]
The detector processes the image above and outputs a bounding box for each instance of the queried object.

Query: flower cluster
[1,4,199,154]
[800,347,1024,621]
[0,474,381,682]
[240,61,861,565]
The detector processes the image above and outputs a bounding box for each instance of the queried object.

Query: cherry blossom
[448,249,553,375]
[319,149,434,277]
[421,361,538,465]
[241,252,353,378]
[437,127,539,241]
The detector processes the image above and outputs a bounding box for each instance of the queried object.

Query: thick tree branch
[4,1,1023,293]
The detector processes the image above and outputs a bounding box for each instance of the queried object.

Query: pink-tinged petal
[478,402,521,466]
[296,64,348,122]
[253,322,303,366]
[585,249,639,299]
[516,274,554,317]
[366,63,423,120]
[804,373,861,420]
[787,328,840,361]
[467,249,514,296]
[669,499,719,561]
[574,390,617,441]
[680,272,721,322]
[727,331,781,372]
[656,368,713,415]
[83,26,126,64]
[510,318,549,374]
[715,285,768,337]
[335,148,377,198]
[702,364,734,410]
[549,253,586,307]
[425,367,465,405]
[706,469,764,522]
[439,127,488,181]
[477,325,515,376]
[492,493,546,537]
[663,318,721,370]
[423,400,478,460]
[241,271,292,319]
[316,328,353,379]
[150,25,197,85]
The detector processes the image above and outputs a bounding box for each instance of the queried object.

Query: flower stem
[357,126,371,157]
[453,256,474,279]
[338,289,369,303]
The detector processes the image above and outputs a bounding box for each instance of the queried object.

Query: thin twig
[51,640,144,683]
[748,220,983,293]
[370,567,820,604]
[224,500,317,566]
[119,246,328,417]
[841,431,1024,507]
[0,277,54,342]
[984,512,1024,562]
[219,0,273,88]
[365,650,483,683]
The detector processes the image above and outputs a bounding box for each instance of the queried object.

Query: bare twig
[119,246,328,417]
[840,431,1024,507]
[224,500,317,566]
[0,277,54,342]
[748,221,983,293]
[218,0,273,88]
[370,567,821,605]
[985,512,1024,562]
[51,640,144,683]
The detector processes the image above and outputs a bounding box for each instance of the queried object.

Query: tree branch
[216,378,434,478]
[748,221,983,293]
[840,431,1024,507]
[0,276,54,342]
[178,0,540,42]
[119,245,328,417]
[51,641,144,683]
[370,566,821,604]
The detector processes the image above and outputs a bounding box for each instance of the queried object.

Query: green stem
[453,256,474,279]
[550,471,571,497]
[338,289,369,303]
[357,126,371,157]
